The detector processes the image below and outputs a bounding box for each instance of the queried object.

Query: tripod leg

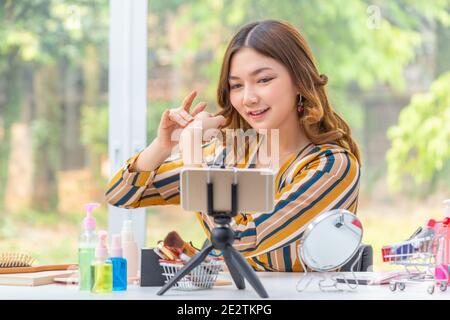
[157,245,214,296]
[228,246,269,298]
[223,249,245,289]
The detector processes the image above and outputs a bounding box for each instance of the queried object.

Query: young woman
[105,20,361,272]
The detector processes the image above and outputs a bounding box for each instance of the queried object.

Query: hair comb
[0,252,76,274]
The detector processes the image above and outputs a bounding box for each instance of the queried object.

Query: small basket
[159,259,224,291]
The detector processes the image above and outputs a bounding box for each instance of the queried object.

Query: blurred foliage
[80,104,109,156]
[147,101,174,142]
[0,0,108,66]
[387,71,450,193]
[80,100,171,153]
[149,0,450,96]
[0,0,108,211]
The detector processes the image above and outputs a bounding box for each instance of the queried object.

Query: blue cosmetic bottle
[110,234,127,291]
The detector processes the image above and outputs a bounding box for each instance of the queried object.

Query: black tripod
[157,180,269,298]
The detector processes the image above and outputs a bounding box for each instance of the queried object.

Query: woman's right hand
[156,90,207,150]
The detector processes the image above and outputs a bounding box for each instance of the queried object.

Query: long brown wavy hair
[215,20,361,165]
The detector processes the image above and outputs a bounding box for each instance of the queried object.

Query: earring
[297,95,304,113]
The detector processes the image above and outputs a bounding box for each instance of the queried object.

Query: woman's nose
[242,87,258,106]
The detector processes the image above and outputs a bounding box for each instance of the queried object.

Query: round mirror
[299,209,363,272]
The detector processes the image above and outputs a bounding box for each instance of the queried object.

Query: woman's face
[228,47,299,131]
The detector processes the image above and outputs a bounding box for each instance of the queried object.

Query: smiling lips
[247,107,270,120]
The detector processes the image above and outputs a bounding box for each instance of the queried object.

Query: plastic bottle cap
[95,230,109,259]
[84,203,100,230]
[123,220,132,231]
[110,234,123,257]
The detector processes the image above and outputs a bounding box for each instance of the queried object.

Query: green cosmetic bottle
[78,203,99,291]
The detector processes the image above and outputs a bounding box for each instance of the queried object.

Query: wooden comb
[0,253,77,274]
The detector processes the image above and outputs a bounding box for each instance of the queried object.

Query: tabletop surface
[1,272,449,300]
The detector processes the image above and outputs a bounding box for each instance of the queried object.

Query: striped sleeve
[105,139,219,209]
[197,147,360,259]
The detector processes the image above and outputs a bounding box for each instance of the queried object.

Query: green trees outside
[387,71,450,194]
[0,0,108,213]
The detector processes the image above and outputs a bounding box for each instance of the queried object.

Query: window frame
[108,0,148,248]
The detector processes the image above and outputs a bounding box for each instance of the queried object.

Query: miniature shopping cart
[159,259,224,291]
[382,219,450,294]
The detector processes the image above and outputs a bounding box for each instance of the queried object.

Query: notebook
[0,270,76,287]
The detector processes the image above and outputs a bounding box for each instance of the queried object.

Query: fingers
[159,110,172,129]
[169,110,190,127]
[179,109,194,123]
[202,115,227,141]
[191,102,207,117]
[195,110,212,120]
[213,115,227,127]
[204,115,226,129]
[182,90,197,113]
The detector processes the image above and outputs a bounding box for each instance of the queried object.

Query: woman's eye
[259,77,273,83]
[230,78,273,89]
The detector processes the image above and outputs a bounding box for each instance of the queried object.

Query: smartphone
[180,167,275,214]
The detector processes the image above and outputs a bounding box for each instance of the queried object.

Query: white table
[0,272,449,300]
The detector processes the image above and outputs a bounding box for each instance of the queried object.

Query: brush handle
[0,264,77,274]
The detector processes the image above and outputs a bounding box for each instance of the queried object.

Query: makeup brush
[0,253,77,274]
[163,231,199,257]
[160,232,225,287]
[156,241,178,260]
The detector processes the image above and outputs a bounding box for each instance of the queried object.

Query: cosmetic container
[110,234,127,291]
[91,231,113,293]
[78,203,99,291]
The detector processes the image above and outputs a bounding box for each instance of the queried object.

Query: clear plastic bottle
[78,203,99,291]
[121,219,139,282]
[91,230,113,293]
[110,234,127,291]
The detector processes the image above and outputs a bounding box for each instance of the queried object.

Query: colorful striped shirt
[105,132,361,272]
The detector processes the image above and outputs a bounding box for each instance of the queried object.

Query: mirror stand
[296,240,366,292]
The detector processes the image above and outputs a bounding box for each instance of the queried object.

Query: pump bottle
[121,219,139,282]
[110,234,127,291]
[91,230,113,293]
[78,203,99,291]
